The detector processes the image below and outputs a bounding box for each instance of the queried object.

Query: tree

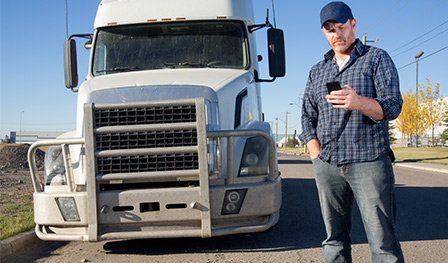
[440,111,448,145]
[389,122,397,146]
[419,78,446,146]
[395,89,422,146]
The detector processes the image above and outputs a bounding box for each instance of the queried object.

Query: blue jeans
[312,152,404,263]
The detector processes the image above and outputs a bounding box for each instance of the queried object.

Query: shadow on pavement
[103,179,448,256]
[5,153,448,260]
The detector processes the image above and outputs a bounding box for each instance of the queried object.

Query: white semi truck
[28,0,285,241]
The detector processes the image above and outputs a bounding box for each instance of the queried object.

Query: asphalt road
[4,153,448,263]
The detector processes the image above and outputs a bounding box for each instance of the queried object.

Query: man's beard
[332,38,355,53]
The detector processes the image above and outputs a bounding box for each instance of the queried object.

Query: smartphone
[326,81,342,93]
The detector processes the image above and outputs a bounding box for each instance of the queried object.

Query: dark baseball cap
[320,1,354,28]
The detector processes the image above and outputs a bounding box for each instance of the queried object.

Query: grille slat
[95,105,196,127]
[96,130,198,150]
[97,153,199,174]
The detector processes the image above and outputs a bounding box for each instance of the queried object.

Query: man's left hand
[325,85,385,120]
[325,85,360,110]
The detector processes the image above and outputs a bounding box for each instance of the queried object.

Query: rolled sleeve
[374,50,402,121]
[376,97,402,121]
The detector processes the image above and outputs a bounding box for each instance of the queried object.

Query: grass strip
[0,204,34,240]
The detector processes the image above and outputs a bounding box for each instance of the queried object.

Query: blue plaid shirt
[299,39,402,166]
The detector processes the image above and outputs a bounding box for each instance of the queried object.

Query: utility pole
[362,33,379,45]
[284,112,288,149]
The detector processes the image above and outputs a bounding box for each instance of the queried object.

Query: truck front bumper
[33,176,281,241]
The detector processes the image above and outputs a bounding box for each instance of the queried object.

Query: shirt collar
[324,39,366,62]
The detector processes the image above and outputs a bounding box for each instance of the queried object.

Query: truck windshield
[93,21,249,76]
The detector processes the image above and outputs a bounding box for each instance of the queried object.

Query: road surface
[4,153,448,262]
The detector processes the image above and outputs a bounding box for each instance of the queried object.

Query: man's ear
[351,18,357,31]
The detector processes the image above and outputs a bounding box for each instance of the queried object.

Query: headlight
[245,153,259,166]
[44,146,67,185]
[221,189,247,215]
[56,197,80,221]
[238,136,269,176]
[208,138,220,177]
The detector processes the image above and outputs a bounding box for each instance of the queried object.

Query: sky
[1,0,447,140]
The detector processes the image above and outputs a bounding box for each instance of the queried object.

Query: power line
[390,19,448,54]
[392,27,448,58]
[397,45,448,70]
[379,0,445,39]
[364,0,410,32]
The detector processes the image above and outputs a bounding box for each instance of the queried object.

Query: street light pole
[415,51,424,95]
[413,51,424,147]
[275,117,278,143]
[19,111,24,144]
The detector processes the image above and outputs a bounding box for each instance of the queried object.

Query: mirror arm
[254,70,276,83]
[68,34,93,40]
[248,23,271,33]
[248,8,273,33]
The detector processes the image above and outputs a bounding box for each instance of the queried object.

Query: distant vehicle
[28,0,285,242]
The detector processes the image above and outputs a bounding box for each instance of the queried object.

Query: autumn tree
[395,89,421,146]
[419,78,446,146]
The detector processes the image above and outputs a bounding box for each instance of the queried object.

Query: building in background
[9,131,65,144]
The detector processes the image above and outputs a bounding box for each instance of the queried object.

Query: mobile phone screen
[326,81,342,93]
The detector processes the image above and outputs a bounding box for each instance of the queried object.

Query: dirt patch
[0,144,45,170]
[0,144,45,227]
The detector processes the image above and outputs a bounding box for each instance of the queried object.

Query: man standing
[299,1,405,262]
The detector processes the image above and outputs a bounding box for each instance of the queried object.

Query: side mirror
[267,28,286,78]
[64,39,78,90]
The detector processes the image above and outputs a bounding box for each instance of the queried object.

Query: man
[299,2,405,262]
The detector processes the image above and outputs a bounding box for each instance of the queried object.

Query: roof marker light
[107,22,118,26]
[162,18,172,21]
[217,16,227,19]
[147,19,157,22]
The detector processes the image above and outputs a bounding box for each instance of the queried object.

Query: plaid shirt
[299,39,402,166]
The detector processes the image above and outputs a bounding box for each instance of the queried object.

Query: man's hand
[325,85,385,121]
[306,139,321,160]
[326,85,360,109]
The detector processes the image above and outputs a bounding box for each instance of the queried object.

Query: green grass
[281,146,448,166]
[279,147,306,155]
[392,147,448,166]
[0,143,43,240]
[0,203,34,240]
[0,184,35,240]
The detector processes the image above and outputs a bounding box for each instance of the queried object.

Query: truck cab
[28,0,285,241]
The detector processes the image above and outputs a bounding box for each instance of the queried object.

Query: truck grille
[88,101,201,176]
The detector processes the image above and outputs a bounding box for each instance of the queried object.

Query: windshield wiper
[164,62,213,68]
[96,66,141,73]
